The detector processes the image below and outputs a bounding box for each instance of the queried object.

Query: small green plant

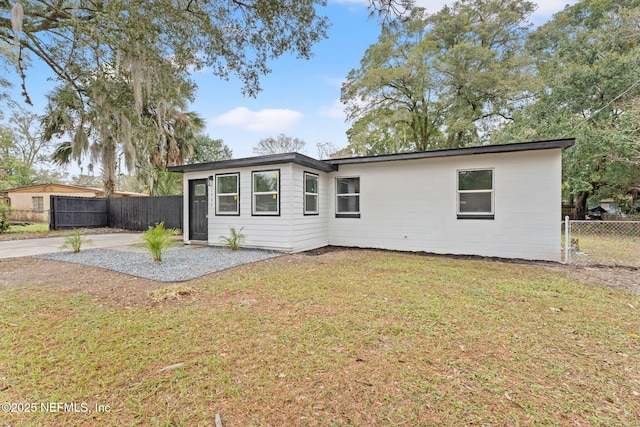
[141,222,180,262]
[61,230,91,253]
[0,204,10,233]
[220,227,246,251]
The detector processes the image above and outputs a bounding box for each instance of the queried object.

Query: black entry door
[189,179,208,241]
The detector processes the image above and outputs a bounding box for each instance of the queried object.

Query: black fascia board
[326,138,575,166]
[169,138,575,173]
[168,152,337,173]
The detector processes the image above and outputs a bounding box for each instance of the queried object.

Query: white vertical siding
[327,149,562,261]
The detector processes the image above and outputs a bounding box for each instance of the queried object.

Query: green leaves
[219,227,246,251]
[141,222,180,262]
[61,230,91,253]
[342,0,536,154]
[1,0,330,100]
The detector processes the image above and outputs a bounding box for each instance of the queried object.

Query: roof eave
[327,138,576,166]
[168,152,337,173]
[168,138,575,173]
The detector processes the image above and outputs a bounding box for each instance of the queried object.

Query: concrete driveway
[0,232,145,259]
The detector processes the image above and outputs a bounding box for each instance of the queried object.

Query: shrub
[0,204,10,233]
[61,230,91,253]
[141,222,180,262]
[220,227,246,251]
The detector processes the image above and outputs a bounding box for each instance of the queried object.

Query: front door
[189,179,208,241]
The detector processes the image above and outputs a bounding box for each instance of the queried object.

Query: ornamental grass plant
[219,226,246,251]
[141,222,180,262]
[61,230,91,253]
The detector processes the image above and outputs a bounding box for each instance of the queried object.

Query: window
[457,169,494,219]
[194,183,207,197]
[304,172,319,215]
[32,196,43,212]
[216,173,239,215]
[252,170,279,215]
[336,177,360,218]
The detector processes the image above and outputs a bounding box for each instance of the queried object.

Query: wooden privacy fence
[50,195,183,231]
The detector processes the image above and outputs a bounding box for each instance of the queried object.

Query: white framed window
[304,172,319,215]
[252,170,279,215]
[336,177,360,218]
[457,169,494,219]
[216,173,239,215]
[32,196,44,212]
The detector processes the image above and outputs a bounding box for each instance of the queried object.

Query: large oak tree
[494,0,640,216]
[341,0,536,155]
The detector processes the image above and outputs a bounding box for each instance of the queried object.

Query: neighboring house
[5,183,146,222]
[599,199,618,213]
[169,138,575,262]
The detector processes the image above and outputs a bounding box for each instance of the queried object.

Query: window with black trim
[252,170,279,215]
[336,177,360,218]
[457,169,494,219]
[304,172,319,215]
[216,173,239,215]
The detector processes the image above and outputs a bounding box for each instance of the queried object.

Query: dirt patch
[545,263,640,294]
[0,257,168,308]
[1,250,639,310]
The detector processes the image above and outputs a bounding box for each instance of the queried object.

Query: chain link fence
[563,219,640,267]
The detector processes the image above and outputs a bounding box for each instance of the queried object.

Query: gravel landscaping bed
[37,246,282,282]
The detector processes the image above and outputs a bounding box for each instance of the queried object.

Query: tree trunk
[103,176,115,198]
[575,191,589,219]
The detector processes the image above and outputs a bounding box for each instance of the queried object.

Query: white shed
[169,138,574,262]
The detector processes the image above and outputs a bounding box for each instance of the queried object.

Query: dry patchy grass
[570,234,640,267]
[1,251,639,426]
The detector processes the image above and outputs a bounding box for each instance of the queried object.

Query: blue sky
[6,0,579,168]
[191,0,579,159]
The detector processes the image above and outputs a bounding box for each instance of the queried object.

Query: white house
[169,138,574,262]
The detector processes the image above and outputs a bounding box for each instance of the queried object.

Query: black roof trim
[169,139,575,173]
[168,152,337,173]
[326,139,575,165]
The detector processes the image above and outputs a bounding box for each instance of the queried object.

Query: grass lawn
[5,223,50,233]
[569,234,640,267]
[0,223,63,241]
[1,251,639,426]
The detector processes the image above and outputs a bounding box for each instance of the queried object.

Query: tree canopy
[253,134,306,155]
[2,0,331,103]
[494,0,640,215]
[1,0,407,195]
[342,0,640,214]
[341,0,536,155]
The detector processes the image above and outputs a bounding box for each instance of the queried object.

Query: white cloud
[319,100,346,120]
[335,0,578,21]
[322,75,345,88]
[412,0,578,17]
[533,0,578,17]
[329,0,368,4]
[210,107,303,132]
